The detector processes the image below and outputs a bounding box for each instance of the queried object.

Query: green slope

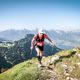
[0,49,80,80]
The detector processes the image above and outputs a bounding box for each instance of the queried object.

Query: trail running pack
[36,34,44,42]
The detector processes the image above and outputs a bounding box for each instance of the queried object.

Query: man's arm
[44,34,55,46]
[31,36,36,50]
[44,34,52,43]
[47,37,53,43]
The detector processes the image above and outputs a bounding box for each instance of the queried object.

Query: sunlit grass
[0,50,80,80]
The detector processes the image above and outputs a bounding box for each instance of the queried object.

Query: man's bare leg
[36,47,43,65]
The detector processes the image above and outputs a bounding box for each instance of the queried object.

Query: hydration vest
[36,34,44,42]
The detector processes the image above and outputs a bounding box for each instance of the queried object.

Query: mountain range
[0,34,60,73]
[0,29,80,49]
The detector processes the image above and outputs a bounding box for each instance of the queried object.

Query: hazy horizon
[0,0,80,31]
[0,28,80,32]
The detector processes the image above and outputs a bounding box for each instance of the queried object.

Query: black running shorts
[36,46,44,51]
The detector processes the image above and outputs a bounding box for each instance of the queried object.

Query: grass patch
[0,50,80,80]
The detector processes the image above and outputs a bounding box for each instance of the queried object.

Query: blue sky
[0,0,80,31]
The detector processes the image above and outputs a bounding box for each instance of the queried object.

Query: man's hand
[51,43,55,47]
[30,46,33,50]
[30,46,33,55]
[50,41,56,47]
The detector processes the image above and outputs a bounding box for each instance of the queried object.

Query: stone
[51,56,60,62]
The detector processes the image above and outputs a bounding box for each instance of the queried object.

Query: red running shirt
[33,34,48,46]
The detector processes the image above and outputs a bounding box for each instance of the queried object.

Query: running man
[30,29,55,66]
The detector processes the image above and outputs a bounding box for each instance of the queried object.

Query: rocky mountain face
[0,29,36,41]
[47,30,80,49]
